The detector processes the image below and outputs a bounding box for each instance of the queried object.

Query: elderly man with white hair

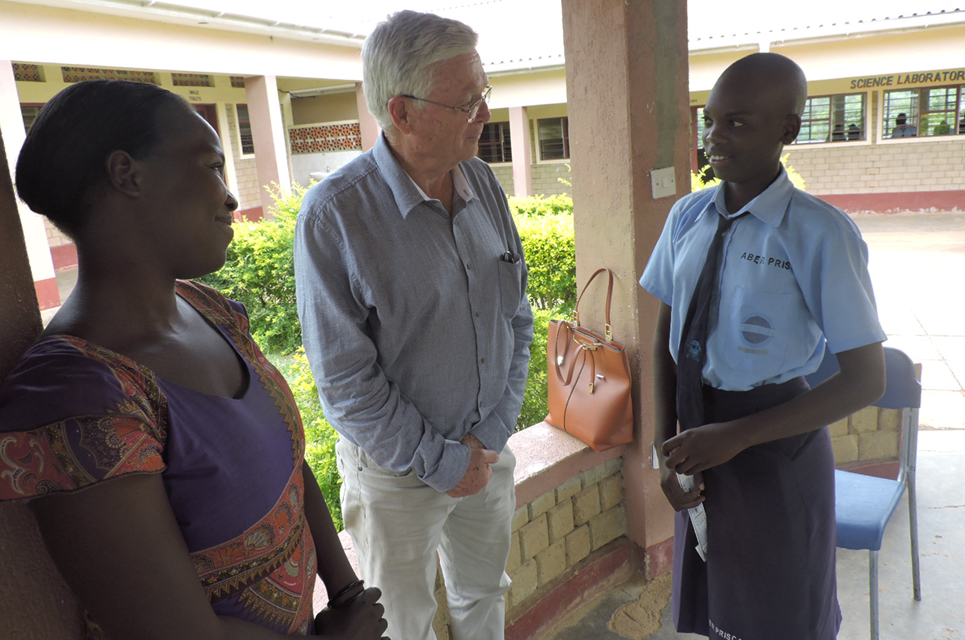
[294,10,534,640]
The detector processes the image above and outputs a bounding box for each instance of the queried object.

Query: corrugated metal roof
[13,1,965,69]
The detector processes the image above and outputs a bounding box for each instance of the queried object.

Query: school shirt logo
[686,338,702,361]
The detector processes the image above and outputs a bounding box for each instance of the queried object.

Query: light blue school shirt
[294,135,533,492]
[639,167,886,391]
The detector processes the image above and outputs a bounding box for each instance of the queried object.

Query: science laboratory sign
[850,69,965,89]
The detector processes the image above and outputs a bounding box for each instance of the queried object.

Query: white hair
[362,10,479,134]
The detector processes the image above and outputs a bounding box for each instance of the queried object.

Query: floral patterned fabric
[0,281,316,635]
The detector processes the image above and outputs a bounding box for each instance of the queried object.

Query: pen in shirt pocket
[500,249,521,264]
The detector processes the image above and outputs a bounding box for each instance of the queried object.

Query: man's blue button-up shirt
[294,135,533,492]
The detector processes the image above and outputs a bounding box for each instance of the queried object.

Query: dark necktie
[676,212,742,430]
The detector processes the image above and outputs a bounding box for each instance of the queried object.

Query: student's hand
[661,422,746,476]
[446,447,498,498]
[314,587,389,640]
[658,463,705,512]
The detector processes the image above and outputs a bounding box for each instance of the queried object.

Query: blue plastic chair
[806,346,922,640]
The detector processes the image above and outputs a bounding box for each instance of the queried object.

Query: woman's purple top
[0,281,316,636]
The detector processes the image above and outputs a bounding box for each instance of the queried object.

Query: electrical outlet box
[651,167,676,199]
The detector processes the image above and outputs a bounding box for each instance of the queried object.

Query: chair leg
[869,549,880,640]
[908,478,922,601]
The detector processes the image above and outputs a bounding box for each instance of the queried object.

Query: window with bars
[172,73,213,87]
[796,94,866,144]
[60,67,157,84]
[13,63,44,82]
[538,117,569,160]
[236,104,255,155]
[883,86,965,138]
[477,122,512,164]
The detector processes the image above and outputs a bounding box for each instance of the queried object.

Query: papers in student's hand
[677,473,708,561]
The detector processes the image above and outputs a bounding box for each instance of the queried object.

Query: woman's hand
[314,587,389,640]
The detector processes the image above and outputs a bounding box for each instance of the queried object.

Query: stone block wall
[830,405,904,469]
[505,457,625,614]
[489,162,572,198]
[491,164,515,195]
[43,219,70,248]
[786,139,965,199]
[428,452,626,639]
[224,104,262,212]
[531,163,571,197]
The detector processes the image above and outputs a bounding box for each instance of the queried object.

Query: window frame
[536,116,570,162]
[477,121,513,164]
[236,103,255,157]
[881,85,965,141]
[794,92,868,145]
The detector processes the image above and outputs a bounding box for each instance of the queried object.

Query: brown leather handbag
[545,268,634,451]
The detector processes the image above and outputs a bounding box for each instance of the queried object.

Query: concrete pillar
[509,106,533,197]
[0,60,59,310]
[561,0,691,578]
[356,82,380,151]
[0,127,84,639]
[215,101,240,211]
[244,75,291,219]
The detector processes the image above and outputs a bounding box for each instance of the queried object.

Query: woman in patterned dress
[0,80,388,640]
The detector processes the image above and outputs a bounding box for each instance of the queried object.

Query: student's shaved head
[715,53,808,118]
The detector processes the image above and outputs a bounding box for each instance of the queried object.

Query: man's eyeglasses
[400,86,492,123]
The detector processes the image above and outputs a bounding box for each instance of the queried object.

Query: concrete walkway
[545,212,965,640]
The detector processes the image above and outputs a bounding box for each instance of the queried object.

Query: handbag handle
[551,325,600,393]
[574,268,614,342]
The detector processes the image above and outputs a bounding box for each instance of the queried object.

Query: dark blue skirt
[672,377,842,640]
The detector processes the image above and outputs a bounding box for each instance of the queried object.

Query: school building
[3,2,964,313]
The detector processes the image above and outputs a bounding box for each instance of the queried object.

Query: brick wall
[787,139,965,197]
[830,405,904,470]
[489,162,572,198]
[44,218,70,248]
[506,457,625,613]
[531,163,571,197]
[225,104,262,212]
[491,165,515,195]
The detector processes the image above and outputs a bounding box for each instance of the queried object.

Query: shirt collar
[710,165,793,227]
[372,133,477,219]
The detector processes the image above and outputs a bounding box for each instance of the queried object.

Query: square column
[561,0,691,576]
[0,60,59,310]
[509,106,533,197]
[244,75,292,219]
[356,82,380,152]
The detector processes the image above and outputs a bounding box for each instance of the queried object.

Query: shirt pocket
[497,259,524,318]
[721,286,793,379]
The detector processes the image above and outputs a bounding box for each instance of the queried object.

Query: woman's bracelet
[327,579,365,609]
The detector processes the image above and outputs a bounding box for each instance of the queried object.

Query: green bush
[692,153,806,192]
[200,184,308,353]
[518,305,571,431]
[268,348,343,530]
[514,208,576,310]
[508,193,574,217]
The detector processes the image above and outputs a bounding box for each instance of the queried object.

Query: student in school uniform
[639,52,887,640]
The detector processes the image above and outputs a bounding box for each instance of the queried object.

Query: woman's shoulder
[0,336,168,502]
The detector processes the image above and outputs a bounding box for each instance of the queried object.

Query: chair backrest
[805,345,921,482]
